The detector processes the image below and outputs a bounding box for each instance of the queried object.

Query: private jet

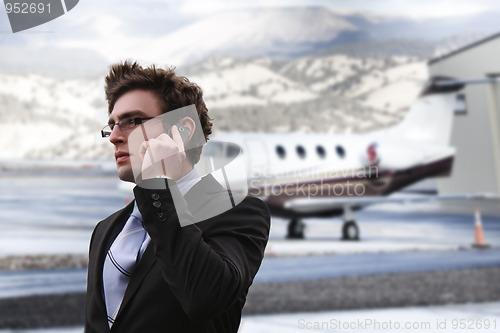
[209,76,470,240]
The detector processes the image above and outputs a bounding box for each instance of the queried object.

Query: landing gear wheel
[341,221,359,241]
[286,218,305,239]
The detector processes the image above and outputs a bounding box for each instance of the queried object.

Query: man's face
[108,90,163,182]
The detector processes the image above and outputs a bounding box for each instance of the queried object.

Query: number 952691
[5,2,51,14]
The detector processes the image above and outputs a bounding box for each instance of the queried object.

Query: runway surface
[254,248,500,283]
[1,248,499,298]
[0,176,499,330]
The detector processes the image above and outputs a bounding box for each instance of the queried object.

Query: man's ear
[179,116,195,141]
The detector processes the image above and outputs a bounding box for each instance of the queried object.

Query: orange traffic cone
[472,207,490,249]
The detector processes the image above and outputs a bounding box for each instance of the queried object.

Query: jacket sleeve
[133,178,270,321]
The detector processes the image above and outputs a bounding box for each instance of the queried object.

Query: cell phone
[166,123,191,144]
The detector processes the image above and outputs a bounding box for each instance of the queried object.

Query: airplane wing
[284,193,499,214]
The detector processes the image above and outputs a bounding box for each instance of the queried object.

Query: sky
[2,0,500,33]
[1,0,499,73]
[171,0,500,18]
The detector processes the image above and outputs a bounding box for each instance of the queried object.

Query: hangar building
[429,33,500,196]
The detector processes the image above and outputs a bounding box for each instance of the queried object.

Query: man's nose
[109,125,125,144]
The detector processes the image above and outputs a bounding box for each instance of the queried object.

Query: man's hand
[139,125,187,180]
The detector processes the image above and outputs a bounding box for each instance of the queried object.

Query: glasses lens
[101,125,112,138]
[120,118,138,131]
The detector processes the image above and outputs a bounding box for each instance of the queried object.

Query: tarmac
[1,301,499,333]
[0,188,498,331]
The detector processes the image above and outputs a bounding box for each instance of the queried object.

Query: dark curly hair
[104,60,213,165]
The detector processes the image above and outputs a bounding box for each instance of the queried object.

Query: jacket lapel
[89,201,134,323]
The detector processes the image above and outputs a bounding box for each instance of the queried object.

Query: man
[85,61,270,332]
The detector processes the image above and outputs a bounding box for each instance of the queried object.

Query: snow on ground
[207,94,267,108]
[1,196,498,256]
[192,62,320,107]
[310,76,342,92]
[0,124,73,158]
[271,89,318,104]
[265,197,500,257]
[356,61,427,112]
[385,61,428,82]
[0,72,105,158]
[192,63,298,98]
[0,73,104,118]
[239,301,500,333]
[361,80,423,112]
[3,302,499,333]
[346,70,386,97]
[264,239,460,257]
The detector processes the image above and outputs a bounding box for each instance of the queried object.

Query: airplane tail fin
[388,77,464,146]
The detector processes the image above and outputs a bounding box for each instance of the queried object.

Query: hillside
[0,51,429,159]
[0,4,493,159]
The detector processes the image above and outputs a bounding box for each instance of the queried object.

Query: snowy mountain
[0,74,112,159]
[1,7,498,72]
[0,51,429,159]
[140,7,358,64]
[111,8,500,65]
[0,6,497,160]
[181,54,426,134]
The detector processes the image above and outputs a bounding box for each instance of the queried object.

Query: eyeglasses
[101,117,154,138]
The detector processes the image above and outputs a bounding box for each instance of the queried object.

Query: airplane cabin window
[296,145,306,159]
[276,145,286,159]
[316,145,326,159]
[336,145,345,158]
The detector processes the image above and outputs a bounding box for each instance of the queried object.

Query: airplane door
[244,138,268,179]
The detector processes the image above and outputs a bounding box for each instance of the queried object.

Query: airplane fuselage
[211,131,454,218]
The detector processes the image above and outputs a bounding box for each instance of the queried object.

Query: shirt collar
[176,168,201,197]
[130,201,142,221]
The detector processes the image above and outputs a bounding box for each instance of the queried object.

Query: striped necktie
[103,205,148,327]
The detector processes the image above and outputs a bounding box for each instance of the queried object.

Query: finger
[139,141,150,159]
[170,125,185,151]
[156,132,174,143]
[144,139,159,164]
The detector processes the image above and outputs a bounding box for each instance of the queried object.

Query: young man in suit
[85,61,270,332]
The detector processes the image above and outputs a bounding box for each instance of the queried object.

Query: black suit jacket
[85,175,270,333]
